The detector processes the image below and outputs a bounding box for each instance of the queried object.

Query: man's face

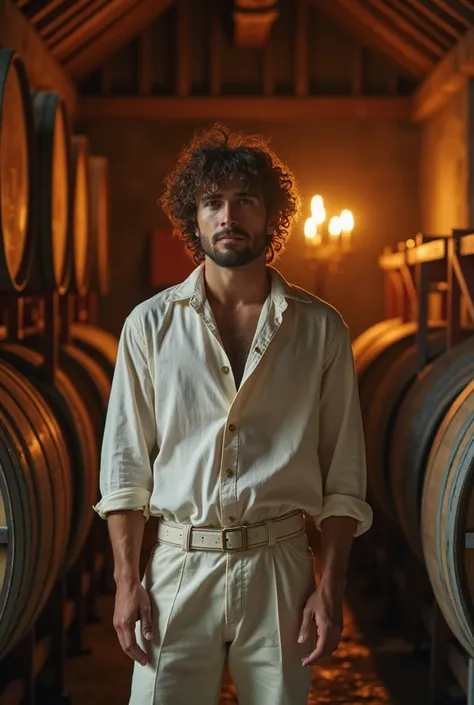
[195,176,271,268]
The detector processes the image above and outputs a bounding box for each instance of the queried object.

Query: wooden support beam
[365,0,445,59]
[138,27,152,96]
[51,0,139,60]
[405,0,461,40]
[209,3,222,97]
[44,0,106,46]
[411,25,474,122]
[79,95,411,121]
[312,0,434,78]
[390,0,453,50]
[0,0,77,115]
[176,0,190,97]
[295,0,309,97]
[233,0,278,48]
[262,38,275,96]
[64,0,174,79]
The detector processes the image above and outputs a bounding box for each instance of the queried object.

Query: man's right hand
[113,581,154,666]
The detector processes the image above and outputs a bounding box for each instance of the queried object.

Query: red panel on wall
[149,227,196,288]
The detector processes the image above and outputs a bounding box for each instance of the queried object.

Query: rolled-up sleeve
[93,313,156,520]
[315,321,373,537]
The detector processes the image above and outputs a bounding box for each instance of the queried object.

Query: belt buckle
[221,526,248,551]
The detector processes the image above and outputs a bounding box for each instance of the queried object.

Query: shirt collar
[167,263,313,307]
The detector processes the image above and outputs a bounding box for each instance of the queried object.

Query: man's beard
[199,226,268,268]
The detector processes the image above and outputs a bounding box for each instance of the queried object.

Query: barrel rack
[362,229,474,705]
[0,291,112,705]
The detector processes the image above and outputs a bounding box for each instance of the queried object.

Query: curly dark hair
[159,123,301,264]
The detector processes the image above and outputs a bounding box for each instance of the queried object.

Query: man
[94,124,372,705]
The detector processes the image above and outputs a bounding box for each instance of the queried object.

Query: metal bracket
[465,532,474,549]
[0,526,8,544]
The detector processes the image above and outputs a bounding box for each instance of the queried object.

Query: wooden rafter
[43,0,107,45]
[412,24,474,122]
[312,0,434,78]
[233,0,278,48]
[79,95,411,121]
[405,0,462,40]
[0,0,77,115]
[64,0,175,79]
[429,0,471,28]
[365,0,446,57]
[32,0,68,25]
[50,0,140,60]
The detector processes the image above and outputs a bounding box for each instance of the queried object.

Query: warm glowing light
[311,195,326,225]
[340,209,354,232]
[304,217,317,239]
[328,216,342,237]
[406,238,416,248]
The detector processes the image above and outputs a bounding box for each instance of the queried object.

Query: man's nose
[220,202,238,228]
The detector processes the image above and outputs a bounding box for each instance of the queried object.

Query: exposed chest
[213,307,262,388]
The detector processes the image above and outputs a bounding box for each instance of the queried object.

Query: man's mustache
[214,227,249,242]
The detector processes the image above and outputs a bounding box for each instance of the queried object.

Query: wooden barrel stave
[0,357,72,658]
[71,136,92,297]
[88,156,110,296]
[364,331,447,519]
[71,323,118,382]
[0,49,36,292]
[421,379,474,656]
[390,336,474,558]
[352,318,401,363]
[28,90,72,293]
[0,344,98,570]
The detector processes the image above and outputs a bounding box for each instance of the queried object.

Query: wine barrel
[89,156,110,296]
[364,331,446,519]
[355,320,444,420]
[0,343,98,569]
[0,359,72,659]
[71,136,93,296]
[421,379,474,657]
[25,334,111,449]
[0,50,36,292]
[352,318,401,363]
[28,90,72,293]
[71,323,118,382]
[389,336,474,558]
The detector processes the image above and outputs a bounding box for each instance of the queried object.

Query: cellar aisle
[64,570,432,705]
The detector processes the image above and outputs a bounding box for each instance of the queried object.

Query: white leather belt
[157,510,305,552]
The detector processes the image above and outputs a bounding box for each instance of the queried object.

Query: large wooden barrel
[421,379,474,657]
[355,320,444,420]
[71,323,118,382]
[0,343,98,569]
[389,336,474,558]
[71,136,93,296]
[364,331,446,519]
[89,156,110,296]
[352,318,401,363]
[0,359,72,659]
[0,50,36,292]
[28,90,72,293]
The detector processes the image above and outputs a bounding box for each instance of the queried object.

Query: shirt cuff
[93,487,152,521]
[314,494,373,537]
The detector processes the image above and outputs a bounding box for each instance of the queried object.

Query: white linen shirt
[94,264,372,537]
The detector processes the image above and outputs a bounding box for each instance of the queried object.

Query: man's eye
[206,200,220,209]
[240,198,253,205]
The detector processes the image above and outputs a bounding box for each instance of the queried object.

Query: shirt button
[255,346,262,354]
[221,365,230,375]
[225,469,234,478]
[228,516,236,523]
[228,424,236,432]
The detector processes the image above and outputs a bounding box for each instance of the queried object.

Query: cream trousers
[128,530,316,705]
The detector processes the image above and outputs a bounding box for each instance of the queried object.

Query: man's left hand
[297,584,343,667]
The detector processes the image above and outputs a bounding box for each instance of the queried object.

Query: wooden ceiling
[9,0,474,82]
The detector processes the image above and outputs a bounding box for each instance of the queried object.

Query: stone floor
[64,571,432,705]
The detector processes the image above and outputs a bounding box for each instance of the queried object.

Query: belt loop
[264,520,276,546]
[181,524,192,552]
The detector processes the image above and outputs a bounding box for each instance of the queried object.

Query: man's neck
[203,258,271,309]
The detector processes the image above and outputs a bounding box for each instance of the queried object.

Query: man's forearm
[318,515,357,594]
[107,510,146,585]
